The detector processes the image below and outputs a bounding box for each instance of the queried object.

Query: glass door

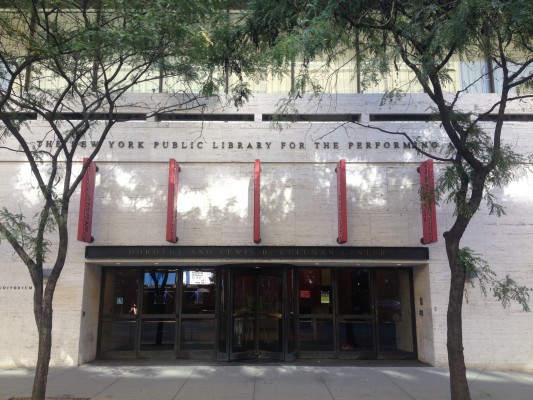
[230,269,284,360]
[231,274,256,358]
[336,268,416,360]
[139,269,177,356]
[375,269,416,359]
[297,268,334,357]
[257,274,283,357]
[98,268,140,358]
[179,270,216,357]
[337,270,376,359]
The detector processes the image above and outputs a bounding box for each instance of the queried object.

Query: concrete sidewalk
[1,360,532,400]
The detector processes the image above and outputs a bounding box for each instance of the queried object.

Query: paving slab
[253,366,337,400]
[467,370,533,400]
[174,366,255,400]
[321,366,417,400]
[377,366,452,400]
[1,361,532,400]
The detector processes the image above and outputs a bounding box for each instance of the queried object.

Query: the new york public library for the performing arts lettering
[1,94,532,370]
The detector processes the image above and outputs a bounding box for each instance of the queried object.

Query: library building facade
[1,94,532,370]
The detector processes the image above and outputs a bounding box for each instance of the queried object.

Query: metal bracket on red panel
[336,159,348,244]
[418,159,438,244]
[77,157,98,243]
[254,159,261,244]
[166,159,180,243]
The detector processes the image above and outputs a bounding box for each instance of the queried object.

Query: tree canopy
[0,2,225,399]
[208,2,533,400]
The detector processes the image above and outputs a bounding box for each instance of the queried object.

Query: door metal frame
[137,268,178,358]
[227,265,290,361]
[335,269,377,360]
[295,267,417,360]
[97,264,416,362]
[335,268,417,360]
[374,268,417,360]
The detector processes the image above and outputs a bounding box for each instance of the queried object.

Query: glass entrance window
[336,268,415,359]
[232,275,256,353]
[98,265,415,361]
[337,270,374,353]
[286,268,297,356]
[139,319,175,351]
[142,270,177,315]
[140,269,177,352]
[257,275,283,353]
[376,270,414,356]
[98,267,217,358]
[230,271,284,360]
[182,270,216,314]
[298,268,334,352]
[180,270,216,352]
[101,269,139,317]
[99,268,139,354]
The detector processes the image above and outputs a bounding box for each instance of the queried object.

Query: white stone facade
[0,94,532,369]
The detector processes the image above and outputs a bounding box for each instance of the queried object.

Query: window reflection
[182,270,215,314]
[337,270,373,352]
[298,269,332,315]
[299,318,334,351]
[180,270,216,352]
[102,269,139,316]
[142,269,177,315]
[98,266,415,359]
[100,320,136,352]
[376,270,414,353]
[298,269,333,352]
[338,270,371,316]
[140,319,175,351]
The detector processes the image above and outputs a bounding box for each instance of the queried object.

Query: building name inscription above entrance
[36,139,440,151]
[85,245,429,261]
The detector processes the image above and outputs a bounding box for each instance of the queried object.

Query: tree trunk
[445,233,471,400]
[31,291,54,400]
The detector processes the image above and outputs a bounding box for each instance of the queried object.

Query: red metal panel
[336,159,348,244]
[254,159,261,244]
[166,159,179,243]
[419,159,438,244]
[77,157,97,243]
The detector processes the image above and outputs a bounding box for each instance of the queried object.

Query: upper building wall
[1,93,533,369]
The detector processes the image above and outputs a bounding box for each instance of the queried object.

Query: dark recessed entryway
[97,265,416,361]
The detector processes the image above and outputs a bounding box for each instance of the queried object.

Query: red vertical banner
[336,159,348,244]
[77,157,97,243]
[254,159,261,244]
[418,159,438,244]
[166,159,180,243]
